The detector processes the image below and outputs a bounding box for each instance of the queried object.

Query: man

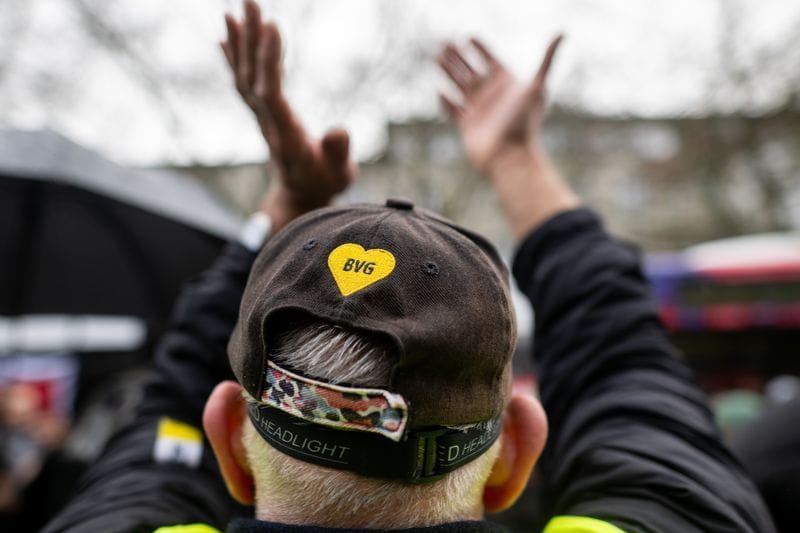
[44,1,775,532]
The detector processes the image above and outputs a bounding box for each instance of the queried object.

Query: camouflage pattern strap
[261,359,409,442]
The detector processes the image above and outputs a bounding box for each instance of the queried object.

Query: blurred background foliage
[2,0,799,251]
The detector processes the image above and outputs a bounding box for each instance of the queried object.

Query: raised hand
[438,36,579,238]
[222,0,356,231]
[438,36,562,176]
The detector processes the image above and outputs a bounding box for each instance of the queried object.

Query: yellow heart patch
[327,243,396,297]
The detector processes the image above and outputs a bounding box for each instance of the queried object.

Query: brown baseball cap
[228,199,516,480]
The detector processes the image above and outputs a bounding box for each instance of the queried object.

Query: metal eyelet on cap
[303,239,318,250]
[422,261,440,275]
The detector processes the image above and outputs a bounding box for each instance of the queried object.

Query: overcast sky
[2,0,798,165]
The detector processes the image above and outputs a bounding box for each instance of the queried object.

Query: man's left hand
[222,0,356,232]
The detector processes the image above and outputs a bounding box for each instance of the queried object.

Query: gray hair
[243,320,500,528]
[269,321,394,387]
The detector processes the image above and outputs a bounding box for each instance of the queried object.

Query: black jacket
[43,209,775,533]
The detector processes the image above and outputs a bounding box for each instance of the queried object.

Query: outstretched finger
[469,38,500,70]
[322,128,355,189]
[257,26,296,135]
[446,45,479,80]
[532,34,564,87]
[222,14,239,70]
[220,41,234,71]
[254,21,282,103]
[438,45,473,93]
[239,0,262,88]
[438,93,463,121]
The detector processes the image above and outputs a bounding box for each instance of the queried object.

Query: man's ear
[203,380,254,505]
[483,391,548,513]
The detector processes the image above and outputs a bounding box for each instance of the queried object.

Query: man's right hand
[438,37,561,176]
[438,37,579,239]
[222,0,356,233]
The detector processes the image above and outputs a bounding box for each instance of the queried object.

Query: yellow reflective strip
[153,524,222,533]
[157,417,203,442]
[543,515,628,533]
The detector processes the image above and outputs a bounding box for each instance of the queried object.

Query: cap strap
[248,403,502,483]
[261,360,408,442]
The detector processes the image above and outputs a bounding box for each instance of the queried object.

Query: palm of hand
[223,0,355,221]
[279,144,347,210]
[258,107,352,210]
[438,36,561,174]
[457,70,545,173]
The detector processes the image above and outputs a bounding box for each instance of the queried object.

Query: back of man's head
[205,201,547,528]
[243,320,500,528]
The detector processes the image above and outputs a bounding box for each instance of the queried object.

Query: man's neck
[255,506,483,530]
[229,517,509,532]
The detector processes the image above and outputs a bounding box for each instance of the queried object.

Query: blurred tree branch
[697,0,800,233]
[71,0,180,132]
[0,0,31,84]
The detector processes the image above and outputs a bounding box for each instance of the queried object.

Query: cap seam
[424,211,513,401]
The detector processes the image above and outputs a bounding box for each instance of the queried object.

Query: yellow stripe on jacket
[153,524,222,533]
[543,515,627,533]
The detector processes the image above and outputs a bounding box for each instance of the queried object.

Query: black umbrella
[1,129,242,363]
[1,128,241,313]
[0,129,243,529]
